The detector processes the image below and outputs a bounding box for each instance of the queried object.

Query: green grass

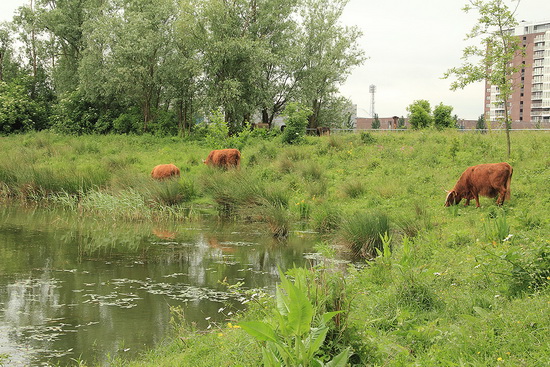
[1,130,549,366]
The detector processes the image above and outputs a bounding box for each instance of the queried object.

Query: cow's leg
[464,198,470,206]
[497,189,506,205]
[474,195,480,208]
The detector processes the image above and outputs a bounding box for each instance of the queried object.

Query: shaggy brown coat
[151,164,180,180]
[204,149,241,169]
[445,162,513,207]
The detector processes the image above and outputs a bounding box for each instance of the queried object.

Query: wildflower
[218,333,224,337]
[497,357,503,361]
[227,322,233,328]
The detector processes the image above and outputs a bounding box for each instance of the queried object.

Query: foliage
[281,102,312,144]
[0,81,44,133]
[444,0,522,156]
[371,114,380,129]
[406,99,432,129]
[476,113,487,130]
[479,241,550,297]
[360,131,376,144]
[397,116,406,129]
[240,269,349,367]
[433,102,454,129]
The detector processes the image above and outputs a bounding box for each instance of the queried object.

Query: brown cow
[204,149,241,169]
[445,162,513,208]
[151,163,180,180]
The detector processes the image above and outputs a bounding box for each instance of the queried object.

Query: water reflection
[0,206,318,366]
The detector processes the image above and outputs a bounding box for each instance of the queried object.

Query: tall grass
[340,211,391,259]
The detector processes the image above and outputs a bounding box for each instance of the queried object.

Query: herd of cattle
[151,148,513,208]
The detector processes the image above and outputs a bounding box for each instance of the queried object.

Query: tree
[371,113,380,129]
[406,100,432,129]
[296,0,365,129]
[397,116,406,129]
[444,0,522,157]
[80,0,178,131]
[476,113,487,131]
[433,102,454,129]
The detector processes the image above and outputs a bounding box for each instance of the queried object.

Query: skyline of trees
[0,0,365,135]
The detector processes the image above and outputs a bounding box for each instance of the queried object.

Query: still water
[0,206,320,366]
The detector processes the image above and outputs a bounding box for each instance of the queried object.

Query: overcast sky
[2,0,550,119]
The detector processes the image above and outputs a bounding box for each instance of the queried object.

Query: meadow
[0,130,548,366]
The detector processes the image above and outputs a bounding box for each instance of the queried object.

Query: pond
[0,206,323,366]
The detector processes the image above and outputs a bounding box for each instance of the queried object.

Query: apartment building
[485,20,550,124]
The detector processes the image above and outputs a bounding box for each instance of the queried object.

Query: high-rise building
[485,20,550,125]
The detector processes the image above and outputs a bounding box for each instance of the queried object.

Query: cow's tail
[505,166,513,200]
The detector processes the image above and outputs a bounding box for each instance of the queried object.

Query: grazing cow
[204,149,241,169]
[316,126,331,136]
[151,163,180,180]
[445,162,513,208]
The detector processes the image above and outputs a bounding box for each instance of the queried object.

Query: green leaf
[285,281,314,336]
[325,348,350,367]
[304,326,329,358]
[239,321,278,343]
[321,310,344,325]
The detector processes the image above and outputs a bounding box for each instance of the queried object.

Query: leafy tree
[281,102,312,144]
[297,0,365,128]
[476,114,487,131]
[406,100,432,129]
[371,114,380,129]
[433,102,454,129]
[444,0,522,157]
[398,116,406,129]
[195,0,265,132]
[316,95,354,129]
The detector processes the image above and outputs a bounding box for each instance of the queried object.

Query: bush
[113,112,141,134]
[281,102,312,144]
[0,81,44,133]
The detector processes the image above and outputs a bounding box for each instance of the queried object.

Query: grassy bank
[1,130,549,365]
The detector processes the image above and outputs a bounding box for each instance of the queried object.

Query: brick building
[485,20,550,124]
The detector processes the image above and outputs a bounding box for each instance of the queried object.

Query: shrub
[281,102,312,144]
[360,132,376,144]
[113,112,141,134]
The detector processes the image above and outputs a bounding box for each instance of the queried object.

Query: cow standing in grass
[151,164,180,180]
[204,149,241,169]
[445,162,513,208]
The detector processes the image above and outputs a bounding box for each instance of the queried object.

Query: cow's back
[469,162,512,196]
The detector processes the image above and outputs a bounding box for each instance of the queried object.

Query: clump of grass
[263,202,290,239]
[340,211,391,258]
[277,156,295,174]
[79,189,153,221]
[298,161,324,181]
[148,178,196,206]
[341,179,365,199]
[311,203,341,233]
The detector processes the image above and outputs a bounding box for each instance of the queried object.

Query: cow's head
[444,190,461,206]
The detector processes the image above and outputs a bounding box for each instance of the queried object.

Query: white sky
[2,0,550,119]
